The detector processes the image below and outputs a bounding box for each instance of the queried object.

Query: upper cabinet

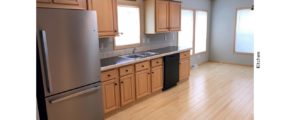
[155,0,170,32]
[145,0,181,34]
[88,0,118,38]
[169,1,181,31]
[37,0,87,9]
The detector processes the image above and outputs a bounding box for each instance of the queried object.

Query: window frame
[177,8,195,55]
[113,2,142,50]
[234,7,254,55]
[194,10,208,55]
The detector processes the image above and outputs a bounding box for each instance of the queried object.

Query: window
[195,10,208,54]
[115,5,140,49]
[178,9,194,55]
[235,8,254,53]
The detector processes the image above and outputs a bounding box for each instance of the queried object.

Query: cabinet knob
[107,74,111,77]
[120,81,124,84]
[125,69,128,72]
[142,65,144,67]
[114,83,118,85]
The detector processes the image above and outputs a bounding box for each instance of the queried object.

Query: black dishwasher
[163,53,180,91]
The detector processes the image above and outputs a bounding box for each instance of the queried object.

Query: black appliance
[163,53,180,91]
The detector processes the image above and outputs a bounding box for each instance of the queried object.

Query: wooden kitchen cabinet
[37,0,87,9]
[135,69,151,99]
[37,0,51,3]
[101,78,120,113]
[169,1,181,31]
[88,0,118,38]
[100,52,188,115]
[156,0,170,32]
[120,74,135,106]
[135,61,151,99]
[179,51,191,82]
[145,0,181,34]
[151,66,163,92]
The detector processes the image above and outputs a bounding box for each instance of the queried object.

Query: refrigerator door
[45,83,104,120]
[37,8,100,96]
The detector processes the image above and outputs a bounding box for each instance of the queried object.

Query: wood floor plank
[106,62,253,120]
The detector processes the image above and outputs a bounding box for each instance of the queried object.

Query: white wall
[210,0,254,65]
[181,0,212,66]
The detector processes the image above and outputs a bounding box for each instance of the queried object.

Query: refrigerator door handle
[49,86,101,104]
[39,30,53,93]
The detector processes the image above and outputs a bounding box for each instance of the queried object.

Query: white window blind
[235,9,254,53]
[195,11,208,54]
[115,5,140,48]
[178,9,194,55]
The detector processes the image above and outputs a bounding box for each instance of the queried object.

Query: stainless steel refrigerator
[37,8,104,120]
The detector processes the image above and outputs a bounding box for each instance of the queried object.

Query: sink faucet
[132,48,136,54]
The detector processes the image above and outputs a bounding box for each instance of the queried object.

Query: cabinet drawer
[119,65,134,77]
[135,61,150,72]
[180,51,190,59]
[151,58,163,67]
[101,69,118,82]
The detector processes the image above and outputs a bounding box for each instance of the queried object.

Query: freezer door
[45,83,104,120]
[37,8,100,96]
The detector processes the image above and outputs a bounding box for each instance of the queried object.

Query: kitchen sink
[122,54,145,59]
[139,52,158,56]
[121,52,158,59]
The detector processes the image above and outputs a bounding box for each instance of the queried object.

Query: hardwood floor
[106,62,253,120]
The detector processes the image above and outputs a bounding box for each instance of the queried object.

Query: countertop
[100,46,192,71]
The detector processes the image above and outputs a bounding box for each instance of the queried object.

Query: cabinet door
[101,78,120,113]
[151,66,163,92]
[89,0,118,37]
[53,0,80,5]
[37,0,51,3]
[179,59,190,82]
[169,2,181,31]
[120,74,135,106]
[156,0,169,32]
[37,0,87,9]
[135,70,151,99]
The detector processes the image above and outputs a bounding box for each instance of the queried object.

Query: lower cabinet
[100,57,180,115]
[101,78,120,113]
[179,51,191,82]
[135,69,151,99]
[151,66,163,92]
[120,74,135,106]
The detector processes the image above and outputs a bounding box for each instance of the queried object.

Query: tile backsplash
[99,32,178,58]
